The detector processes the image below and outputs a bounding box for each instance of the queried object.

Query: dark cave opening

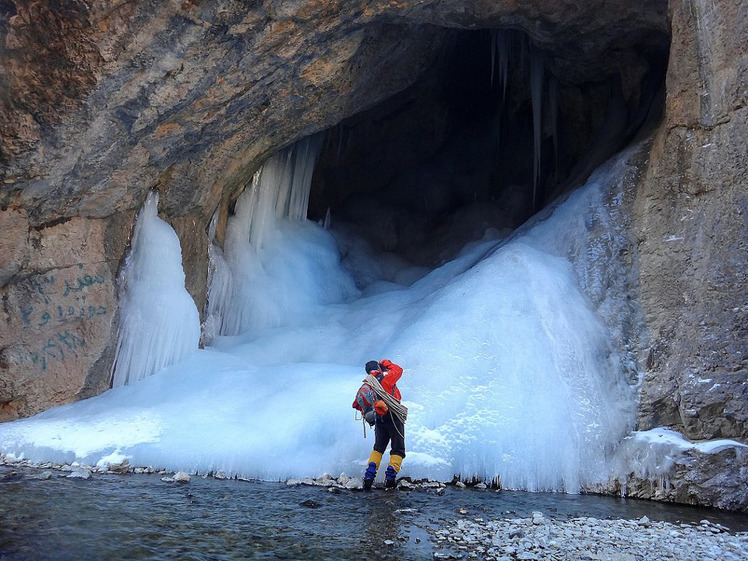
[308,27,669,269]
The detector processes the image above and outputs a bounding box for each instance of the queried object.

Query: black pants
[374,412,405,458]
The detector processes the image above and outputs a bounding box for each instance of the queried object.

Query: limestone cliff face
[635,0,748,442]
[0,0,745,508]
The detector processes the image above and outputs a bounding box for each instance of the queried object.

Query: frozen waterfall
[0,141,644,493]
[110,191,200,387]
[203,134,354,339]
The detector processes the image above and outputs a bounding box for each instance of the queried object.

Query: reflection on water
[1,466,747,560]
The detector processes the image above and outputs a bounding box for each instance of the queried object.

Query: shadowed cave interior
[303,28,668,273]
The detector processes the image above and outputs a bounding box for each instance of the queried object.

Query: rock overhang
[0,0,669,226]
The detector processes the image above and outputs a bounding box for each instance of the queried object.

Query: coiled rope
[364,374,408,424]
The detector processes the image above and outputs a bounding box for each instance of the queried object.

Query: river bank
[1,459,748,560]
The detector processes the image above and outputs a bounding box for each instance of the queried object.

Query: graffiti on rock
[10,265,113,373]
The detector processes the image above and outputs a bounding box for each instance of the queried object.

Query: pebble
[106,460,131,474]
[427,514,748,561]
[173,471,191,483]
[67,468,91,480]
[531,511,545,525]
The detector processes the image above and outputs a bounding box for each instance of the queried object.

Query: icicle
[490,31,496,87]
[203,208,233,344]
[498,32,510,101]
[530,48,545,211]
[111,191,200,387]
[323,207,331,230]
[252,134,323,248]
[490,30,514,159]
[549,74,559,182]
[287,134,324,222]
[490,30,511,101]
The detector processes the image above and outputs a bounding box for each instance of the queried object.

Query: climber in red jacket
[359,358,405,490]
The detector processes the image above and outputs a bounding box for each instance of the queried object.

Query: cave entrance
[307,28,668,272]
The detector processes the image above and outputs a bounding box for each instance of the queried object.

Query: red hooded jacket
[352,359,403,410]
[377,359,403,400]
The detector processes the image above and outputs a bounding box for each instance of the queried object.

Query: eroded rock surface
[635,0,748,442]
[0,212,125,420]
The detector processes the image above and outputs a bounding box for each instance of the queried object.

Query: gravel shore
[428,512,748,560]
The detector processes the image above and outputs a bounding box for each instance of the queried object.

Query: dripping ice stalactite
[530,48,545,211]
[490,31,557,209]
[549,74,559,180]
[490,29,512,100]
[111,191,200,387]
[489,29,515,156]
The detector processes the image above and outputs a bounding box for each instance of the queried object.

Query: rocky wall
[636,0,748,442]
[0,208,131,420]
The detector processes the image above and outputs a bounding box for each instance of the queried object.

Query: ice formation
[490,31,556,210]
[203,134,355,339]
[110,191,200,387]
[0,141,682,493]
[530,48,544,210]
[490,29,512,99]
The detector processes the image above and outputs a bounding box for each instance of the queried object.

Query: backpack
[355,382,379,426]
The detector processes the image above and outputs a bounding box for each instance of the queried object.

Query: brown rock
[0,208,30,286]
[0,218,118,420]
[635,0,748,442]
[0,0,745,512]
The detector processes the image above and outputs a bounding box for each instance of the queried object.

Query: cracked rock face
[635,0,748,443]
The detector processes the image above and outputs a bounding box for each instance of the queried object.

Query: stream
[2,465,748,560]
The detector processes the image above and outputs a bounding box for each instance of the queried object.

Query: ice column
[111,191,200,387]
[530,49,545,211]
[549,74,559,179]
[490,29,512,100]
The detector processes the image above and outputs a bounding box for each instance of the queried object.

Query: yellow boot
[363,450,382,490]
[385,454,403,488]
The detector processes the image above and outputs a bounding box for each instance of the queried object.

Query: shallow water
[1,466,747,560]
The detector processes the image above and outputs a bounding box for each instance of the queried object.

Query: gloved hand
[380,359,392,369]
[374,400,389,416]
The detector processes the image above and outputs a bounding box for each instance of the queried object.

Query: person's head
[365,360,382,374]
